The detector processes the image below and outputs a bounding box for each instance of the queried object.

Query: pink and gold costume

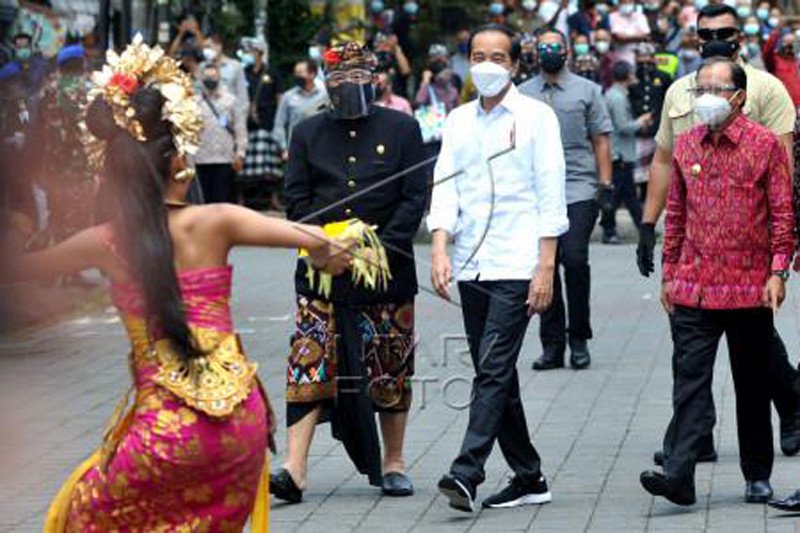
[45,230,271,532]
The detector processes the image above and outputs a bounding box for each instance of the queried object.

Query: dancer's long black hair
[86,87,201,363]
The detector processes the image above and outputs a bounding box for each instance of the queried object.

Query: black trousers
[599,160,643,238]
[663,306,773,484]
[539,199,598,348]
[663,328,799,454]
[451,280,542,487]
[197,163,234,203]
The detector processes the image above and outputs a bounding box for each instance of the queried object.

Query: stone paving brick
[3,245,800,532]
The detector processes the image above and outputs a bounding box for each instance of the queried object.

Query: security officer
[275,41,427,502]
[629,43,671,141]
[628,43,671,198]
[520,27,614,371]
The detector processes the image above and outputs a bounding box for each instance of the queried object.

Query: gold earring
[174,168,196,182]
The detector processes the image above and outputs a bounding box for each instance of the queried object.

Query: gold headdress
[81,34,202,170]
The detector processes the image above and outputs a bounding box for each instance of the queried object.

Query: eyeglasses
[537,42,564,54]
[325,69,374,85]
[687,85,738,96]
[697,27,739,41]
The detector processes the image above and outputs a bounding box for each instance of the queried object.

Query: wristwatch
[772,270,790,282]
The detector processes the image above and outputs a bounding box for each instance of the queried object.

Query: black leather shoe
[780,410,800,456]
[533,344,565,370]
[745,480,773,503]
[569,339,591,370]
[768,489,800,512]
[382,472,414,496]
[640,470,696,506]
[653,449,718,466]
[270,468,303,504]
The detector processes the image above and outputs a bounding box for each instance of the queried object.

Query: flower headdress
[323,41,377,73]
[81,34,202,170]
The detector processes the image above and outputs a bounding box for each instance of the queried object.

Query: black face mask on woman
[328,82,375,119]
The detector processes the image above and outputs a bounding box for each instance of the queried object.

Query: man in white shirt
[428,23,569,513]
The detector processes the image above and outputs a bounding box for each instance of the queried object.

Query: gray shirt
[519,71,612,205]
[604,83,639,164]
[272,85,329,152]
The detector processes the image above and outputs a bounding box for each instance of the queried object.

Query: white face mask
[694,92,735,128]
[470,61,511,97]
[595,40,610,54]
[619,3,635,15]
[203,47,217,62]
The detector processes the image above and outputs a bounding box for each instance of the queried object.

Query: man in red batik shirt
[640,58,796,508]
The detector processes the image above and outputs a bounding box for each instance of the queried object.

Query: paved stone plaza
[2,244,800,532]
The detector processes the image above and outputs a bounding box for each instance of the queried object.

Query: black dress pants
[662,328,798,455]
[540,199,598,348]
[663,306,773,484]
[599,160,643,238]
[197,163,234,204]
[450,280,542,487]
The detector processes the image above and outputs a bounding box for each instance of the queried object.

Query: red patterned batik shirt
[662,113,796,310]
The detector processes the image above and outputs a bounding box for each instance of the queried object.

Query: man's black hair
[612,60,633,82]
[467,23,521,62]
[534,27,570,51]
[697,4,740,28]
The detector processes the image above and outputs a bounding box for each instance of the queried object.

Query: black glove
[636,223,656,277]
[597,183,614,214]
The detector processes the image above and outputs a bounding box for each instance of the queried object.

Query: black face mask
[521,51,536,65]
[539,51,567,74]
[294,76,307,88]
[429,61,446,75]
[202,78,219,91]
[328,82,375,119]
[700,39,740,59]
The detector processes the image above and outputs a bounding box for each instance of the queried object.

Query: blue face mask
[15,47,31,62]
[371,0,385,13]
[457,41,469,55]
[403,1,419,15]
[695,0,708,10]
[241,53,255,67]
[757,7,769,20]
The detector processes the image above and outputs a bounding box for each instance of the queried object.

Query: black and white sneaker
[438,474,476,513]
[482,475,552,509]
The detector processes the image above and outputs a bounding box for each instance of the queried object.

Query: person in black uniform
[239,37,284,209]
[271,41,427,503]
[627,43,670,200]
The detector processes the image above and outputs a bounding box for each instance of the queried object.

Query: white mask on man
[470,61,511,97]
[694,92,736,128]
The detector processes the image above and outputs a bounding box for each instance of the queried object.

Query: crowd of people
[6,0,800,530]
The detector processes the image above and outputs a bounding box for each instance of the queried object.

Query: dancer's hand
[660,282,674,314]
[527,265,554,315]
[324,238,356,276]
[763,275,786,313]
[431,251,452,301]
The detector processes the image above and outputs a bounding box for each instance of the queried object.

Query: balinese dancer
[273,41,427,502]
[11,36,347,531]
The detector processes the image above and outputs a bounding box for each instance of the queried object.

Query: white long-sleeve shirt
[427,84,569,281]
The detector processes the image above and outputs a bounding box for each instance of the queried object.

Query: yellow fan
[299,219,392,298]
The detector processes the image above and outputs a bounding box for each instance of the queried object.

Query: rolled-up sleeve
[426,114,459,234]
[532,106,569,238]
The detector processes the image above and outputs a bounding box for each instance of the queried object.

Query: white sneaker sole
[484,491,553,508]
[439,478,475,513]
